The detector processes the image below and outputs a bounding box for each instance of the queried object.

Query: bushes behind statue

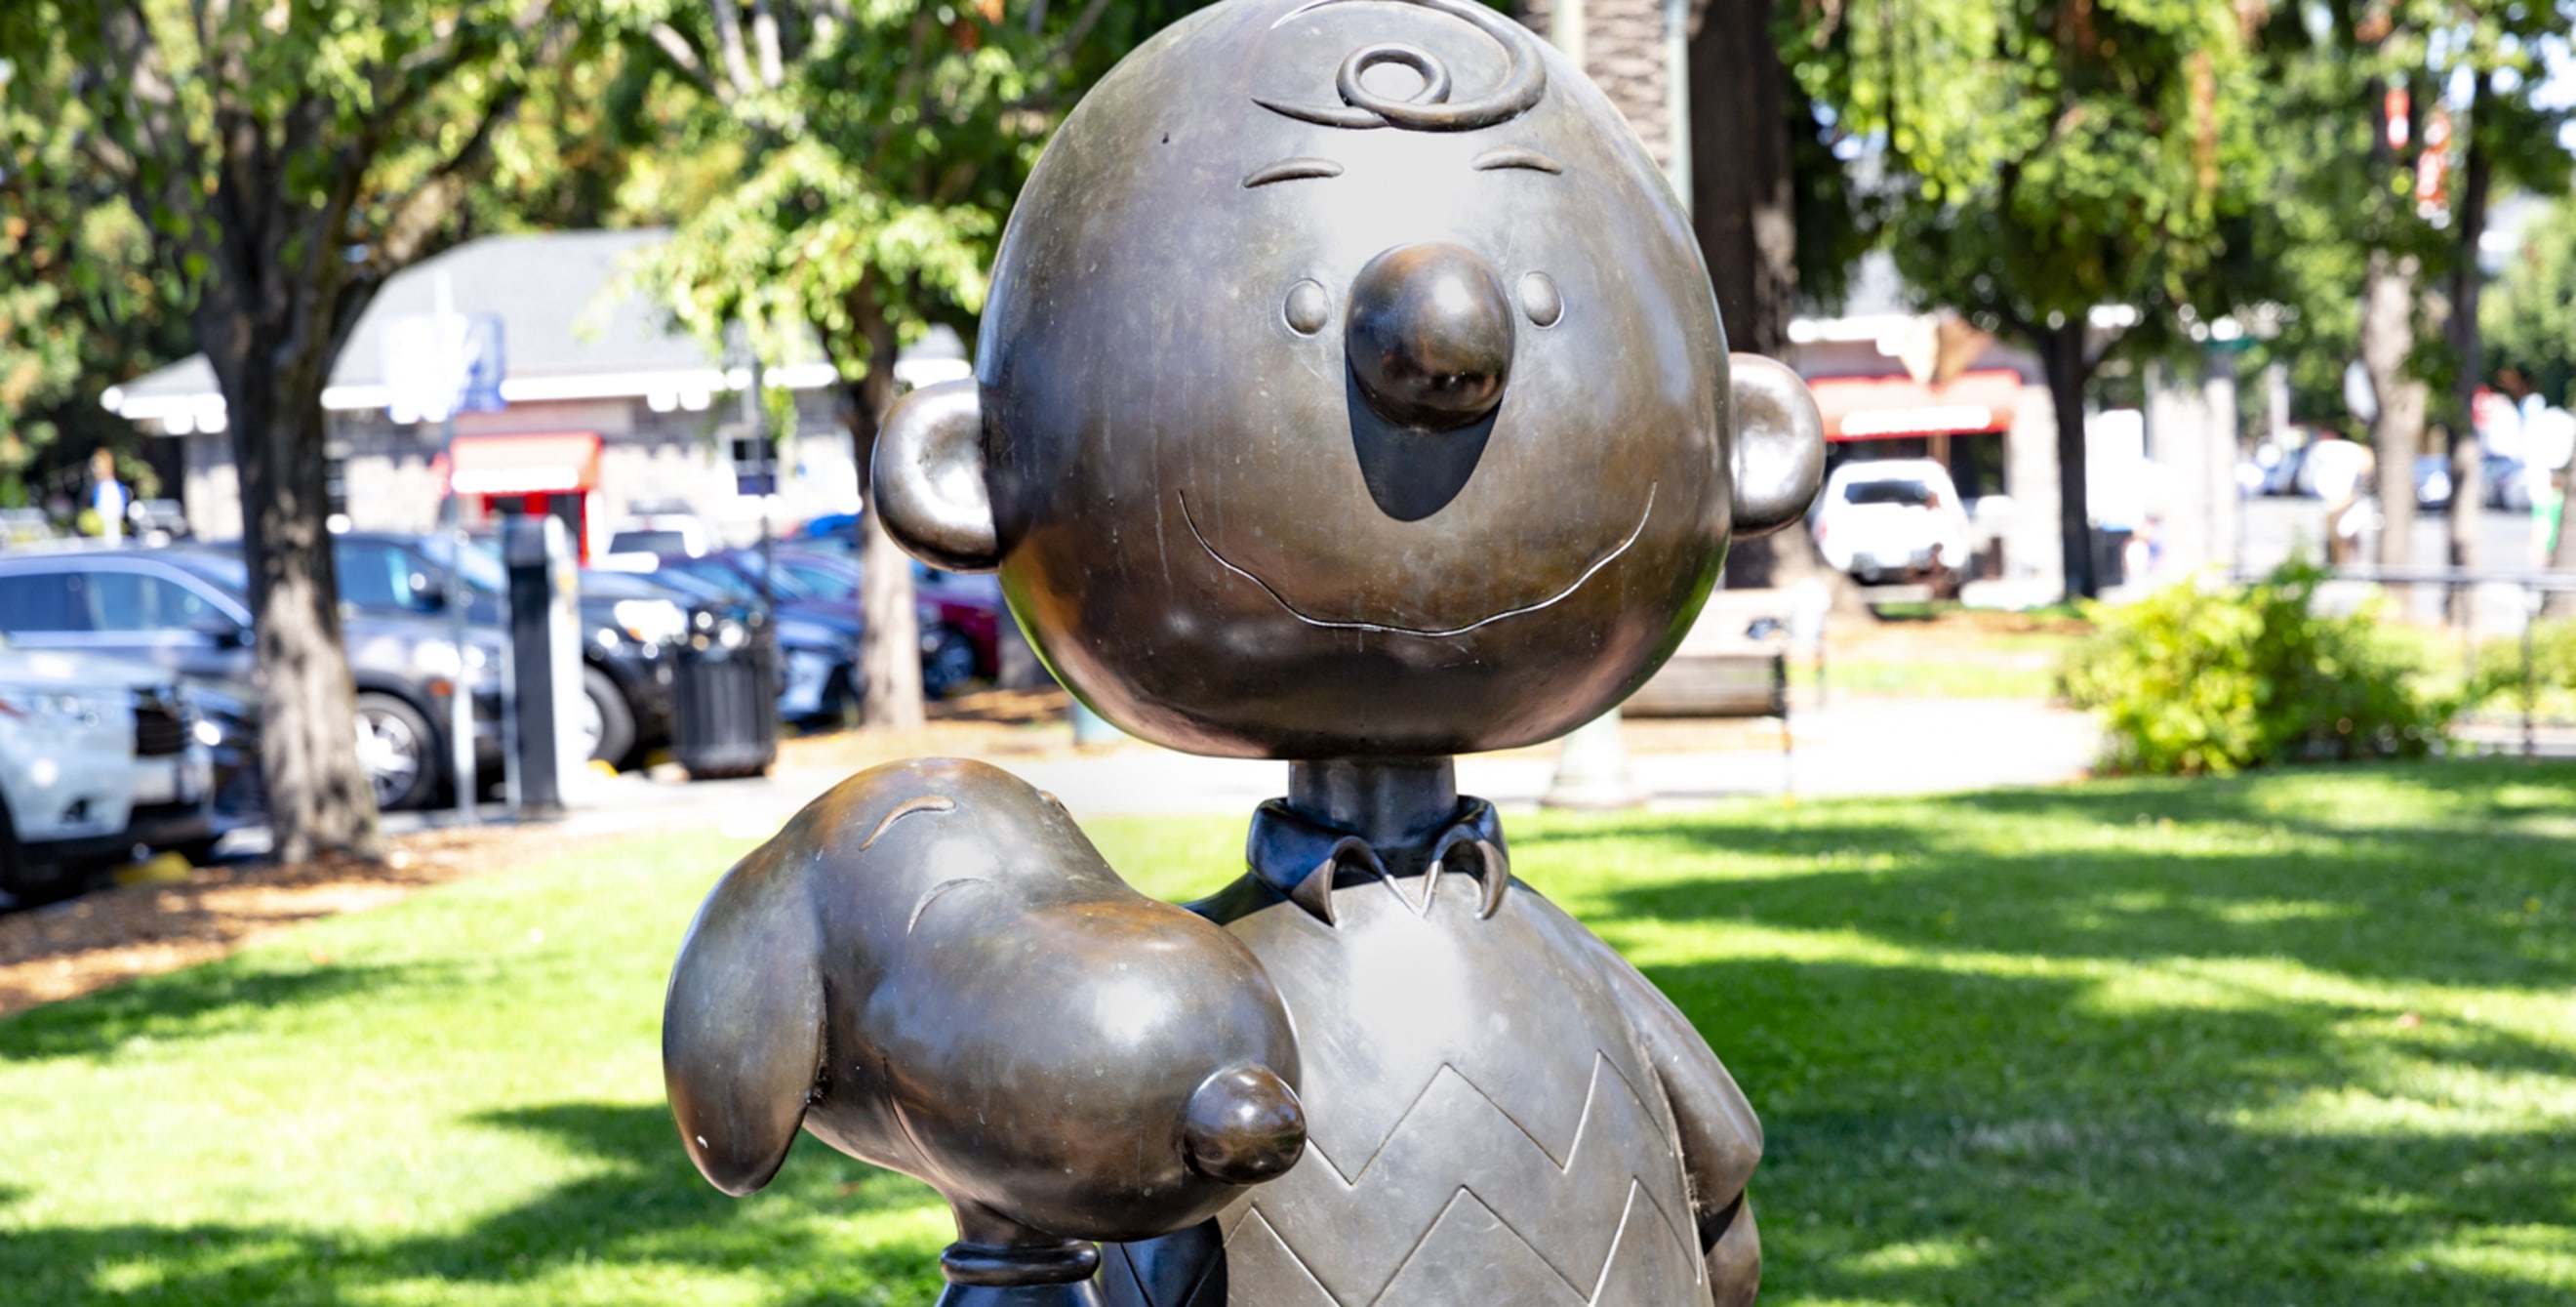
[2062,561,2454,775]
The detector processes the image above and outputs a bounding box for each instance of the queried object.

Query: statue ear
[871,379,1002,572]
[1727,354,1827,539]
[664,846,825,1197]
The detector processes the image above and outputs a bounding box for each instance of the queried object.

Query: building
[103,229,969,555]
[1788,253,2066,596]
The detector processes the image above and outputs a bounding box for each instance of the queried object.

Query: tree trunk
[2360,249,2426,601]
[1690,0,1861,611]
[1691,0,1792,357]
[847,286,925,730]
[2446,71,2493,627]
[2038,321,2096,600]
[199,301,384,864]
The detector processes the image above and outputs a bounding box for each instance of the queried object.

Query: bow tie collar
[1244,796,1510,926]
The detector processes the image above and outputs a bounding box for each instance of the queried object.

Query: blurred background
[0,4,2571,1305]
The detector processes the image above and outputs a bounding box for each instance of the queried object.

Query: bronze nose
[1182,1063,1306,1184]
[1346,243,1513,429]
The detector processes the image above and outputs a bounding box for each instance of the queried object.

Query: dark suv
[328,531,680,768]
[0,548,503,811]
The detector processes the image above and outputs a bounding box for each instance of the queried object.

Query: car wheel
[353,692,437,811]
[0,794,28,898]
[0,794,69,905]
[921,625,980,699]
[582,665,637,768]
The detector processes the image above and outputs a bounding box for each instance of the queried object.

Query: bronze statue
[664,0,1825,1302]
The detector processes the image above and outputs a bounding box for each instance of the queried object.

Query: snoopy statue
[662,0,1828,1303]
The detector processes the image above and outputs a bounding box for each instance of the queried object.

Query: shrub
[2469,619,2576,720]
[2060,562,2454,775]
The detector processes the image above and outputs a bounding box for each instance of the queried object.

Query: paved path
[369,696,2103,849]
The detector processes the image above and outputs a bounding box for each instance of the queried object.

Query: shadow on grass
[0,961,455,1063]
[0,1100,947,1306]
[1526,762,2575,993]
[1505,761,2576,1303]
[1639,951,2576,1304]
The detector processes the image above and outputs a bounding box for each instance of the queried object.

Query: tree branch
[750,0,785,90]
[649,21,726,99]
[709,0,760,100]
[1043,0,1113,65]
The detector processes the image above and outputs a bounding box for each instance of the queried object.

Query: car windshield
[610,529,692,556]
[414,534,509,593]
[162,551,251,600]
[658,559,756,601]
[1843,479,1933,507]
[726,555,822,601]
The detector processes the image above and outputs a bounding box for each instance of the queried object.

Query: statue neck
[1285,757,1460,858]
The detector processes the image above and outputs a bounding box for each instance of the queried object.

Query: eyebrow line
[1243,157,1347,187]
[1471,145,1563,174]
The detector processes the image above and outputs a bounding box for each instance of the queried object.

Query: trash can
[671,605,778,781]
[2090,526,2133,590]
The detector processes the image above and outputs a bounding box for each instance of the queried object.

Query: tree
[627,0,1188,729]
[0,87,193,515]
[1,2,585,861]
[1788,0,2261,599]
[2248,3,2566,605]
[1688,0,1867,607]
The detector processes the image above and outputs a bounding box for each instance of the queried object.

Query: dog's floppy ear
[664,842,825,1197]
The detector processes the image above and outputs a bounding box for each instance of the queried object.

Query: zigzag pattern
[1216,1052,1702,1306]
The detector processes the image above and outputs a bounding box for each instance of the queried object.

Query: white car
[1811,459,1974,585]
[594,513,716,573]
[0,643,218,901]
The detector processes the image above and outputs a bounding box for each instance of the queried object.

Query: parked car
[0,549,504,811]
[328,530,681,769]
[587,561,864,725]
[0,638,218,901]
[749,548,1003,693]
[597,513,715,571]
[2415,453,2455,510]
[1811,459,1974,586]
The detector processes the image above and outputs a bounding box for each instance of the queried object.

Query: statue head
[875,0,1823,758]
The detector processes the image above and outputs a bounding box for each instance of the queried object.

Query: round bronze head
[872,0,1826,758]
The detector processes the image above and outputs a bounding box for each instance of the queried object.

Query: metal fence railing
[2243,565,2576,761]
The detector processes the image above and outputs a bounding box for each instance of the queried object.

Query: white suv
[0,642,217,902]
[1811,459,1974,586]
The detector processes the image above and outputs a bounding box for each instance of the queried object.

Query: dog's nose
[1182,1062,1305,1184]
[1346,243,1513,429]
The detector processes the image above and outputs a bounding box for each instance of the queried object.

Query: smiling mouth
[1176,483,1657,638]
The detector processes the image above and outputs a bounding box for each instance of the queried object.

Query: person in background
[2307,434,2375,565]
[83,447,128,544]
[2523,401,2576,566]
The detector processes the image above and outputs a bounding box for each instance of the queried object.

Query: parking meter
[503,512,582,817]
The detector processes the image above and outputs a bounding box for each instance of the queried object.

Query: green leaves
[1792,0,2259,340]
[2481,194,2576,410]
[624,0,1190,387]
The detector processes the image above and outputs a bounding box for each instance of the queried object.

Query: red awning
[1809,370,2022,441]
[441,432,602,497]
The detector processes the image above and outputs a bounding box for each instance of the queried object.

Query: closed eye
[1470,145,1563,175]
[1244,157,1345,188]
[906,878,986,934]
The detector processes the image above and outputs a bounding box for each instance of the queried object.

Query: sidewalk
[378,694,2104,843]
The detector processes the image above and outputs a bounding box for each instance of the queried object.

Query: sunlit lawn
[1,760,2570,1305]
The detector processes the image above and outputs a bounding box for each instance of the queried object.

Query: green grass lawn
[2,760,2571,1305]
